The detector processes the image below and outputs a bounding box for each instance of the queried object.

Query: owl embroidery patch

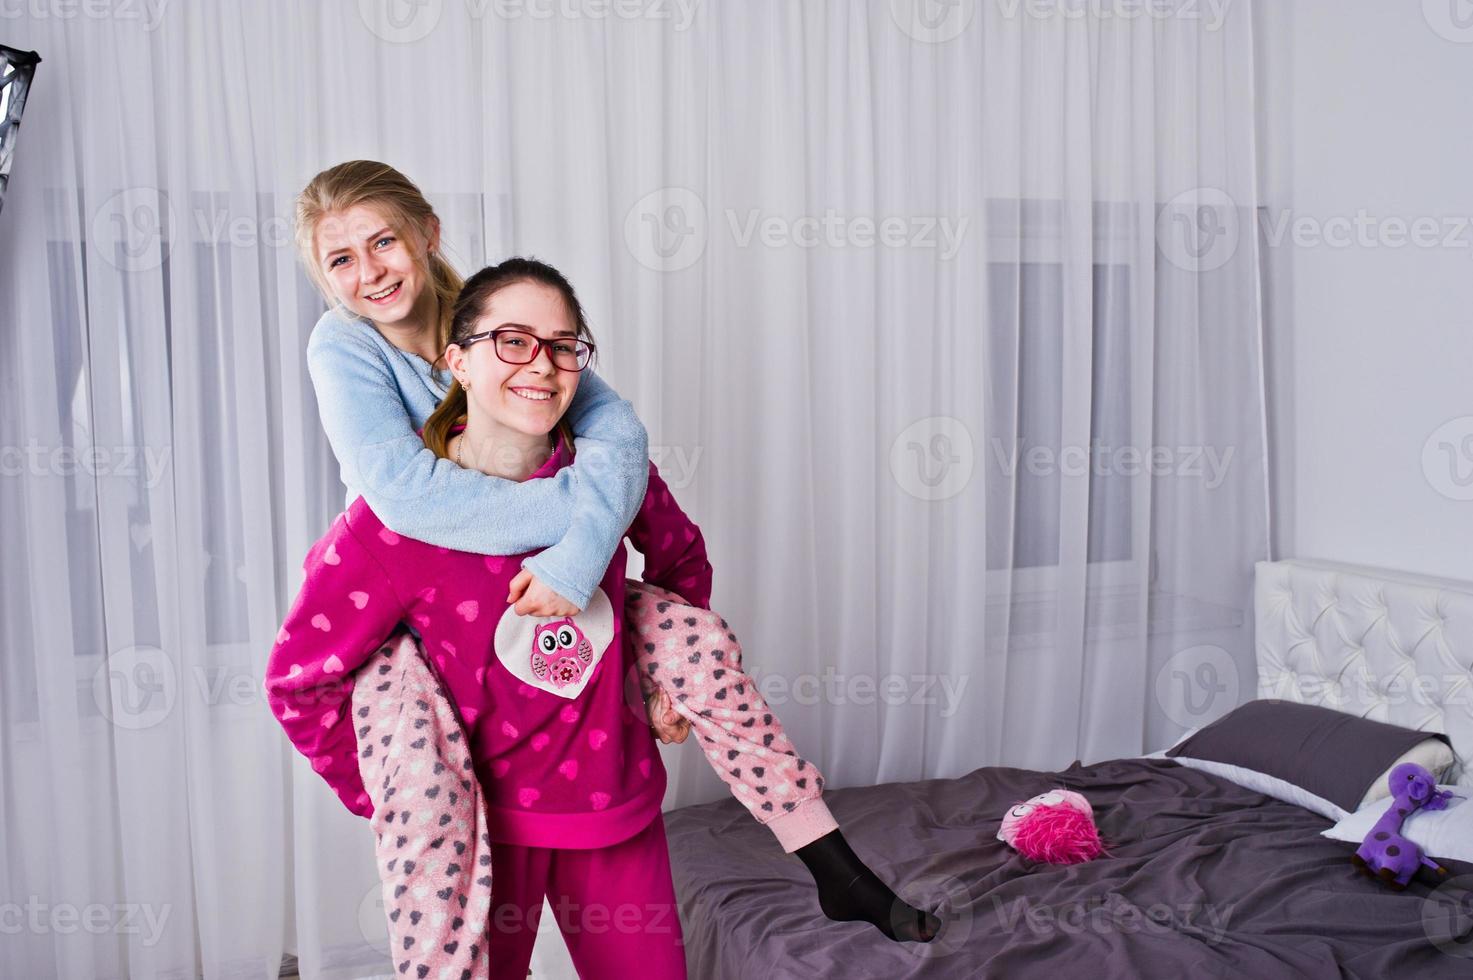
[530,619,594,688]
[493,586,615,699]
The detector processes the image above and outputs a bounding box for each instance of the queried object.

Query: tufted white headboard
[1255,559,1473,788]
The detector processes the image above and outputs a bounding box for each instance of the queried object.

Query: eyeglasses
[457,328,596,372]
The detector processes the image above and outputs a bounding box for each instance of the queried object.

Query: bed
[662,559,1473,978]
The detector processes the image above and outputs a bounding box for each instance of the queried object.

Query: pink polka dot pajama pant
[624,580,838,852]
[348,582,836,978]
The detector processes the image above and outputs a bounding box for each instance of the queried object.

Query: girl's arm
[625,462,714,610]
[306,311,649,610]
[263,513,406,818]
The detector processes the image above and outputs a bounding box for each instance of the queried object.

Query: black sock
[793,829,942,943]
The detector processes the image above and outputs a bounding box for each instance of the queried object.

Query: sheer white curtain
[0,1,1266,977]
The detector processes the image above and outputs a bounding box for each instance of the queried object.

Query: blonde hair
[293,160,463,358]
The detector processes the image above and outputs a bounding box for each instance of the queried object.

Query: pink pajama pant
[624,581,838,852]
[351,581,835,977]
[355,628,497,980]
[484,811,686,980]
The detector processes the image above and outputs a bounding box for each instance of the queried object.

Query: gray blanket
[665,758,1473,978]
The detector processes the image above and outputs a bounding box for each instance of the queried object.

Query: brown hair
[293,160,463,358]
[422,257,596,462]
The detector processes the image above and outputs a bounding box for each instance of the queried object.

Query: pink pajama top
[264,436,713,849]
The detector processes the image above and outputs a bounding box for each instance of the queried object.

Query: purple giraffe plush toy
[1350,762,1458,890]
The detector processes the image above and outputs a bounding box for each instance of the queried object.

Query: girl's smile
[443,280,585,479]
[314,203,436,331]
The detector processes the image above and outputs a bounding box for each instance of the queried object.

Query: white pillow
[1170,755,1347,822]
[1357,739,1457,808]
[1323,786,1473,864]
[1142,728,1199,760]
[1159,732,1456,822]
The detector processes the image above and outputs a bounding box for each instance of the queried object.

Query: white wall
[1254,0,1473,581]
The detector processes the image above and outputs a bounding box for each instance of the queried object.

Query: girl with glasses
[274,162,940,968]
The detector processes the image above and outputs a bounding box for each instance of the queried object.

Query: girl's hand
[646,688,691,745]
[507,569,582,618]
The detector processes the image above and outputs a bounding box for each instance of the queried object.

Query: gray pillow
[1165,699,1454,812]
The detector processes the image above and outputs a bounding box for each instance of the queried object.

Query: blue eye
[376,236,394,248]
[329,255,348,268]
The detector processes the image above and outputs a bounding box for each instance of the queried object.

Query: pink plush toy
[997,789,1107,865]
